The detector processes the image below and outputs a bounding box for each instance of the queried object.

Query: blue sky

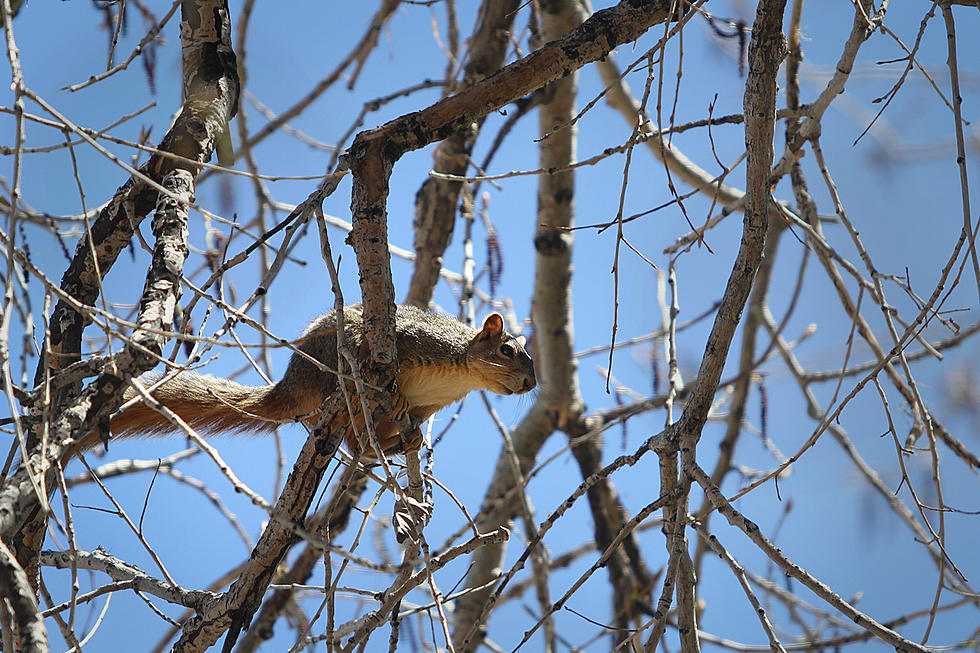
[3,1,980,651]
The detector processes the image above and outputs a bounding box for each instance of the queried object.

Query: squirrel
[98,304,536,457]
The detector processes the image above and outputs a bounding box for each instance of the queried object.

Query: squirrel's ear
[477,313,504,340]
[515,335,527,348]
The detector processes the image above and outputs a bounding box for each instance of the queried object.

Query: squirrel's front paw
[391,391,411,420]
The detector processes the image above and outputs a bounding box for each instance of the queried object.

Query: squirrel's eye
[499,343,514,357]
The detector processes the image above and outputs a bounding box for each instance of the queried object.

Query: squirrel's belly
[397,364,486,409]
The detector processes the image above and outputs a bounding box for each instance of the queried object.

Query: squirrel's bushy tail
[109,373,302,439]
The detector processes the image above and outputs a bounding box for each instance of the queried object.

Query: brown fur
[98,304,535,458]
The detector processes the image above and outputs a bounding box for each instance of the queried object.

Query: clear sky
[2,1,979,651]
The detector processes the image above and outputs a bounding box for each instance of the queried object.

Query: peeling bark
[38,0,239,388]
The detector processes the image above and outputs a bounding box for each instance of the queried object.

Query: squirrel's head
[468,313,536,396]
